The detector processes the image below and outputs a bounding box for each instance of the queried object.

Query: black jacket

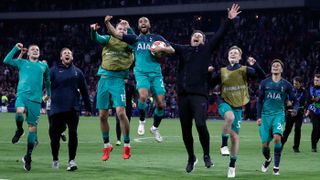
[171,18,232,97]
[49,63,91,116]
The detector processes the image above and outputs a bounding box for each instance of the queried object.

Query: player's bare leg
[116,107,131,159]
[137,88,148,135]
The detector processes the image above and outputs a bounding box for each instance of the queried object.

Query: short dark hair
[60,47,71,56]
[315,74,320,79]
[271,59,284,69]
[191,30,206,42]
[293,76,303,83]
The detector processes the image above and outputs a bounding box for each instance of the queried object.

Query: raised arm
[119,19,136,35]
[104,15,123,39]
[104,15,138,45]
[17,47,27,59]
[246,57,267,79]
[208,4,241,50]
[3,43,23,66]
[228,3,242,20]
[90,23,110,46]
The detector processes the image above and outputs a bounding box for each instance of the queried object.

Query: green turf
[0,113,319,180]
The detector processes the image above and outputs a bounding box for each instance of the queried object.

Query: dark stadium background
[0,0,319,119]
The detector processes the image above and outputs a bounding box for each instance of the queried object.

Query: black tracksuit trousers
[49,111,79,161]
[178,94,210,160]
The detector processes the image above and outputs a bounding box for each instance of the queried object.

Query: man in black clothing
[306,74,320,152]
[47,48,91,171]
[282,76,307,153]
[46,98,67,142]
[164,3,241,174]
[115,79,136,146]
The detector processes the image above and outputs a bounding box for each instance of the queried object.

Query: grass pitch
[0,113,319,180]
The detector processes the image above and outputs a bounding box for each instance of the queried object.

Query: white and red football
[150,41,166,58]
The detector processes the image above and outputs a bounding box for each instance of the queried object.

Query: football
[150,41,166,58]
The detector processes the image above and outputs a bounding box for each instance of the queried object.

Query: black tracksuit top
[171,18,232,97]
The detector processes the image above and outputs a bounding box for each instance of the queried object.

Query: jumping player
[105,15,174,142]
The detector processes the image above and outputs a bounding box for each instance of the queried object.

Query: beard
[139,27,149,34]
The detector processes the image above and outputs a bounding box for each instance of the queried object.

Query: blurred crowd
[1,9,319,119]
[1,0,253,12]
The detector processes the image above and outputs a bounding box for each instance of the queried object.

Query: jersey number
[277,123,283,131]
[160,79,164,88]
[121,94,126,102]
[237,121,241,129]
